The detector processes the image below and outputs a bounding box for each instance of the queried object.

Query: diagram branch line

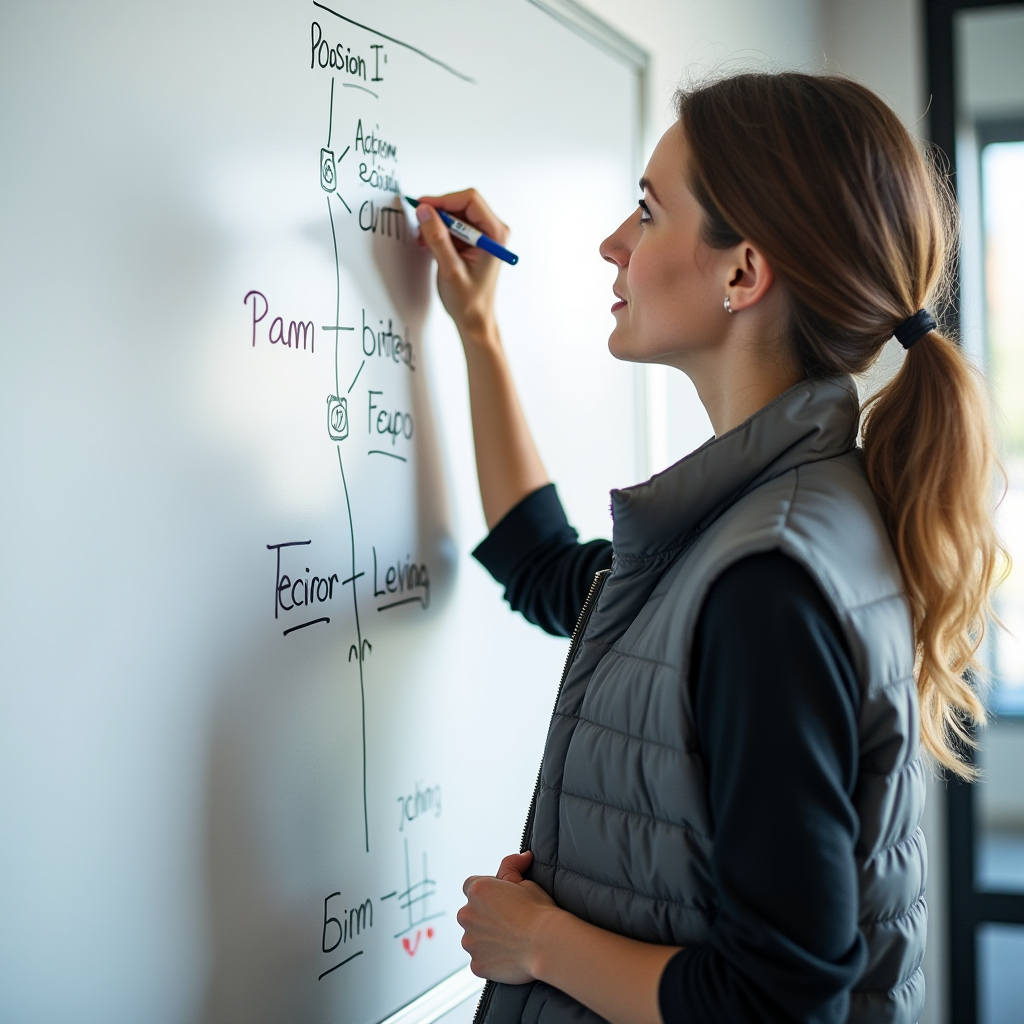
[312,1,476,83]
[337,445,369,852]
[327,76,334,147]
[328,142,368,851]
[327,196,341,399]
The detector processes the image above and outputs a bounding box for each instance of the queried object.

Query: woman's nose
[600,213,635,267]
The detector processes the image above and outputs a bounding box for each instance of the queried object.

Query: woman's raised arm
[414,190,548,529]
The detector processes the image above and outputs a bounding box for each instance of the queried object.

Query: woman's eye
[638,199,652,223]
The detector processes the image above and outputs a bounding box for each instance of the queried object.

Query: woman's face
[600,124,734,366]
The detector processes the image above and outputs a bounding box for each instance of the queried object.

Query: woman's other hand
[457,850,557,984]
[414,190,510,345]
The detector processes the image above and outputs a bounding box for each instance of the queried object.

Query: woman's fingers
[457,874,557,985]
[414,188,505,342]
[417,189,510,244]
[496,851,533,882]
[415,204,465,278]
[463,850,531,898]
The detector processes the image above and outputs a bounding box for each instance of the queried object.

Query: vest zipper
[472,567,611,1024]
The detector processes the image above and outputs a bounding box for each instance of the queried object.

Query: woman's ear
[724,242,775,312]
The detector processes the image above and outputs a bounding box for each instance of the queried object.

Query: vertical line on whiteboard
[404,838,412,933]
[337,445,369,852]
[327,76,334,147]
[327,196,341,399]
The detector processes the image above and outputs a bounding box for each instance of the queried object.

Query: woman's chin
[607,327,640,363]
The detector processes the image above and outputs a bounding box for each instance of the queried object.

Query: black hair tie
[893,309,937,349]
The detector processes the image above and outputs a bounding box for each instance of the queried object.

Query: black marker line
[348,360,365,393]
[327,77,334,146]
[318,950,363,981]
[337,145,350,162]
[328,147,370,851]
[312,2,475,83]
[334,191,352,214]
[321,325,355,332]
[337,446,369,852]
[327,197,341,399]
[380,891,398,900]
[368,449,407,462]
[283,616,330,636]
[341,571,365,586]
[267,541,313,619]
[342,82,378,99]
[378,595,425,612]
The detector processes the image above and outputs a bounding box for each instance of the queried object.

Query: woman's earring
[723,295,734,314]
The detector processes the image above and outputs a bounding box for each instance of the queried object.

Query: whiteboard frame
[373,11,650,1024]
[378,966,484,1024]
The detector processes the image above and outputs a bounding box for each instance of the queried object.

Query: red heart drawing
[402,930,421,957]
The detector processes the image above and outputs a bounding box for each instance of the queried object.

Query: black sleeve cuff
[472,483,578,586]
[659,947,697,1023]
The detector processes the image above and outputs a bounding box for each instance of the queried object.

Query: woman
[413,73,1002,1024]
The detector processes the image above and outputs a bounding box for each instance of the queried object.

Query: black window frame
[925,2,1024,1020]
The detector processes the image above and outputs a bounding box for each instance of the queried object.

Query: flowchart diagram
[245,5,472,990]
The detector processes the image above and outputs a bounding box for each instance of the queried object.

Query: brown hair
[677,72,1005,777]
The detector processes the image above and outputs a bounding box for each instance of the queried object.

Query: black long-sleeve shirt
[473,484,866,1024]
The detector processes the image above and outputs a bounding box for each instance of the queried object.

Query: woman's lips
[611,299,627,312]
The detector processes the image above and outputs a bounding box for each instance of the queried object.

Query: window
[928,3,1024,1021]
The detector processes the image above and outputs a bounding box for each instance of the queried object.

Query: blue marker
[405,196,519,265]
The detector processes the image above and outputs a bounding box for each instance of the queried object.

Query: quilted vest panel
[479,378,926,1024]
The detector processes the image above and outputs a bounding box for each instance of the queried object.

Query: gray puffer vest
[477,377,926,1024]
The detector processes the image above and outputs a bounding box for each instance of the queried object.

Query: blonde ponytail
[862,333,1005,776]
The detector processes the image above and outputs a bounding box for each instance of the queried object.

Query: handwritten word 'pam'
[245,291,314,353]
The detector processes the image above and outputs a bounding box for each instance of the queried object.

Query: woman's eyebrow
[638,176,662,205]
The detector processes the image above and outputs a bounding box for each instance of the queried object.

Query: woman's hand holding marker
[408,196,518,265]
[412,191,512,345]
[412,189,549,530]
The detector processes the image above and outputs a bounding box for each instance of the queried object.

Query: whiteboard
[0,2,645,1022]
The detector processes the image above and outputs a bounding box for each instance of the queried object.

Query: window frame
[925,2,1024,1020]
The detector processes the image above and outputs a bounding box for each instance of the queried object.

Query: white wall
[819,0,927,133]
